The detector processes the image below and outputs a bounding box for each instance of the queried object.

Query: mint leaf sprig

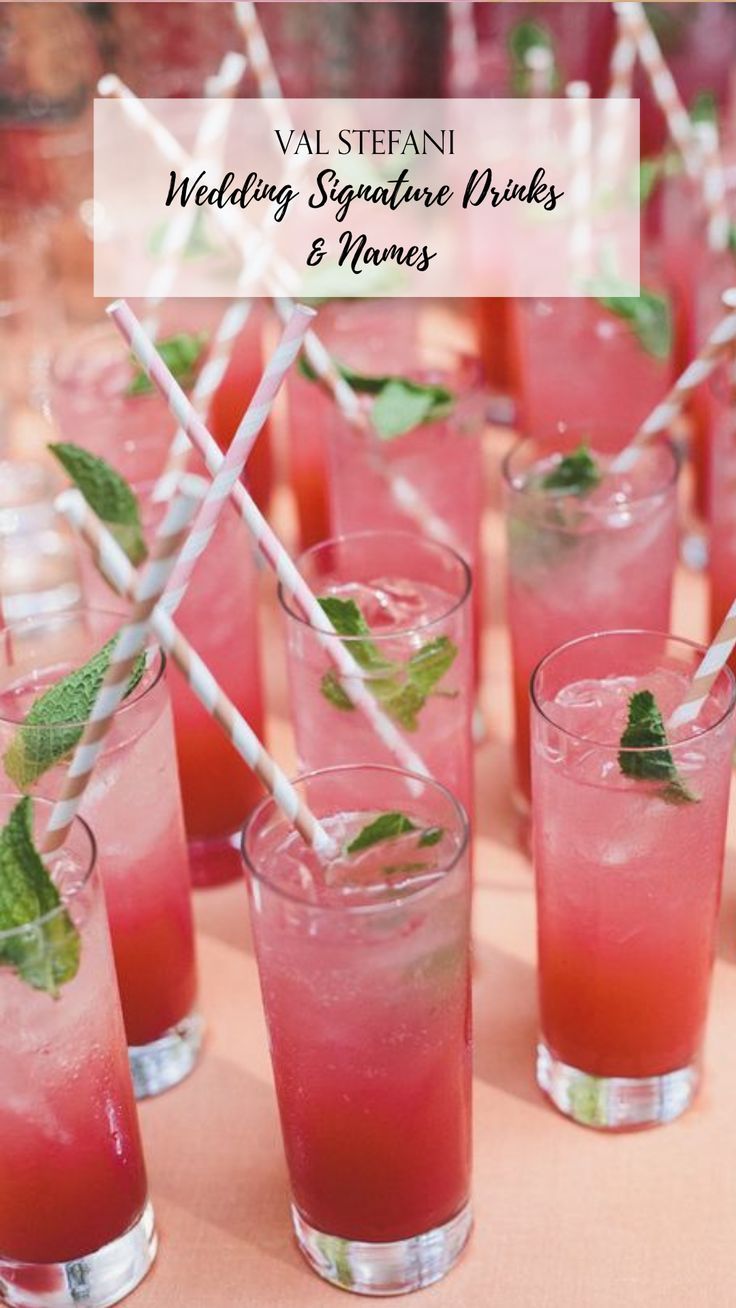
[346,811,444,854]
[0,797,80,996]
[49,442,148,566]
[317,596,458,731]
[507,20,559,95]
[126,331,207,397]
[3,639,147,789]
[297,354,454,440]
[540,445,601,498]
[596,287,673,360]
[618,690,698,805]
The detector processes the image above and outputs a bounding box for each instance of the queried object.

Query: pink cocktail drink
[0,795,156,1307]
[531,630,736,1129]
[0,610,199,1097]
[511,296,675,451]
[281,532,473,820]
[504,432,679,805]
[243,764,472,1296]
[316,300,486,677]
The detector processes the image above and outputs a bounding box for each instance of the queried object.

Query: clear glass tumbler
[242,764,472,1295]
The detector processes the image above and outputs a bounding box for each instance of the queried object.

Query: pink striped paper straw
[613,287,736,473]
[57,486,337,857]
[668,599,736,730]
[448,2,480,95]
[153,298,255,502]
[695,119,730,255]
[142,51,246,333]
[566,82,594,288]
[43,478,201,854]
[108,299,432,781]
[233,1,282,99]
[598,15,637,178]
[613,2,700,178]
[131,300,314,615]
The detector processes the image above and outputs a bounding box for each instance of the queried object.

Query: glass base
[188,832,242,888]
[537,1041,699,1130]
[291,1201,472,1296]
[129,1010,204,1100]
[0,1200,157,1308]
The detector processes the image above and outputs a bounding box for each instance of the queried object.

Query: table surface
[128,474,736,1308]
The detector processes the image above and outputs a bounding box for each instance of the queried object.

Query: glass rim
[0,608,166,730]
[241,762,470,916]
[0,795,96,943]
[530,627,736,752]
[50,319,132,387]
[278,529,473,640]
[502,432,681,520]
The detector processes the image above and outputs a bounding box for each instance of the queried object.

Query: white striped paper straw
[566,82,594,289]
[668,602,736,730]
[153,298,255,503]
[613,2,701,178]
[42,479,202,854]
[138,300,314,615]
[108,298,432,781]
[598,15,637,178]
[142,51,246,333]
[449,2,480,95]
[695,119,730,255]
[57,487,337,857]
[233,1,282,99]
[612,287,736,472]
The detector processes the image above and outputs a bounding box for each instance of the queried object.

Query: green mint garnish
[346,811,445,855]
[49,442,147,566]
[540,445,601,497]
[418,825,443,848]
[3,638,147,788]
[370,379,455,440]
[639,159,664,207]
[297,353,454,441]
[690,90,718,125]
[0,797,80,996]
[126,331,207,397]
[317,597,458,731]
[596,288,673,360]
[507,20,558,94]
[618,689,698,805]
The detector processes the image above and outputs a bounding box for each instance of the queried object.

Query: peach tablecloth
[129,546,736,1308]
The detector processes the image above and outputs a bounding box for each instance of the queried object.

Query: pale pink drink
[0,610,200,1097]
[504,431,679,805]
[0,795,156,1307]
[242,764,472,1295]
[281,531,473,820]
[310,299,486,678]
[532,630,736,1129]
[511,296,675,451]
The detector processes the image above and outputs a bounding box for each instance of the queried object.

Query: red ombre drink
[0,610,200,1097]
[280,532,473,819]
[0,795,156,1307]
[504,432,679,805]
[243,765,472,1296]
[313,300,486,678]
[532,631,736,1129]
[708,366,736,641]
[511,296,674,451]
